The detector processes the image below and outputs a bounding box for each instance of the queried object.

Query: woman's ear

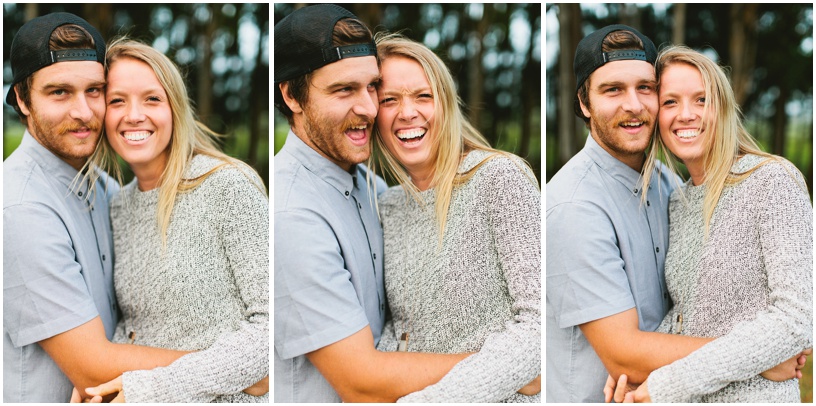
[279,82,303,114]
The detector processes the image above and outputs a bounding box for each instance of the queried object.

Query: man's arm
[38,317,190,399]
[306,326,470,403]
[579,308,713,384]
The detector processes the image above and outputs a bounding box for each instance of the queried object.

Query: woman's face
[376,56,436,180]
[658,63,709,169]
[105,57,173,177]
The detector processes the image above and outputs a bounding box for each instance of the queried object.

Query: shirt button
[78,191,83,197]
[373,253,377,259]
[633,188,638,194]
[663,292,668,299]
[656,247,660,253]
[647,201,650,206]
[102,254,106,261]
[358,203,362,209]
[345,191,350,196]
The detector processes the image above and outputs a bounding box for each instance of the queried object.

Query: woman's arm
[398,157,541,402]
[120,168,269,402]
[645,165,813,402]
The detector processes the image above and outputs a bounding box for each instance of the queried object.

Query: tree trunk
[672,3,687,45]
[557,3,582,165]
[197,4,216,126]
[771,87,789,156]
[729,4,759,107]
[519,3,541,161]
[467,5,489,136]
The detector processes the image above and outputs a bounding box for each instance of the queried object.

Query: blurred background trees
[273,3,542,185]
[3,3,269,187]
[546,4,813,198]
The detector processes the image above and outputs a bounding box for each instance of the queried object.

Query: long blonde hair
[641,45,779,235]
[82,37,265,247]
[372,33,535,245]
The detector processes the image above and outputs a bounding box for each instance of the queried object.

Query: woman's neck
[132,153,169,191]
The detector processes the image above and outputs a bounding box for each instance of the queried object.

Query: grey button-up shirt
[4,131,118,402]
[546,135,677,402]
[274,131,386,402]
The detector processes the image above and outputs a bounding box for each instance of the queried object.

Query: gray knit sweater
[109,154,269,402]
[648,155,812,402]
[376,150,541,402]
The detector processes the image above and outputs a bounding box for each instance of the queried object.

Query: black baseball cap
[573,24,657,118]
[6,12,106,107]
[274,4,376,84]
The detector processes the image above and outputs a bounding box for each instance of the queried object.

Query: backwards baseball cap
[573,24,657,117]
[6,12,106,107]
[274,4,376,84]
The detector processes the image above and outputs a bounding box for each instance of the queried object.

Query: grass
[801,354,813,402]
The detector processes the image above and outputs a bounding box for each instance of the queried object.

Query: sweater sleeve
[647,164,813,402]
[398,157,541,402]
[122,168,269,402]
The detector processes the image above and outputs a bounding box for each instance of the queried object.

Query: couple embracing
[4,12,268,402]
[547,24,812,402]
[274,4,541,403]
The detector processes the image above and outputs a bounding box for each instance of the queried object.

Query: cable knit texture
[376,150,541,402]
[110,154,269,402]
[648,155,812,402]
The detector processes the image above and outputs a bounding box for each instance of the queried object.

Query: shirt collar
[283,130,358,199]
[583,134,644,193]
[18,130,90,198]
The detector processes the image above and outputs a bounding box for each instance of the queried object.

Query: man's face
[579,59,657,171]
[295,56,379,172]
[17,61,106,170]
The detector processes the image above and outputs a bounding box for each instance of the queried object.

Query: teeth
[621,122,643,127]
[123,131,151,141]
[349,125,367,130]
[397,128,426,140]
[676,129,699,139]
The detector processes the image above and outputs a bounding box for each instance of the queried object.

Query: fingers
[614,374,629,403]
[85,376,123,398]
[804,348,813,356]
[797,354,807,368]
[624,391,635,403]
[604,375,615,403]
[70,387,82,403]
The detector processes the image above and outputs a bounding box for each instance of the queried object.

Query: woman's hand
[517,375,540,395]
[622,378,651,403]
[243,375,269,396]
[70,387,102,403]
[761,348,812,381]
[603,374,640,403]
[85,376,126,403]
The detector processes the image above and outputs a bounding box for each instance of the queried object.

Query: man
[546,24,806,403]
[3,13,192,402]
[273,5,486,403]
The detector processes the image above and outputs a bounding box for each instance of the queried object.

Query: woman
[626,45,813,402]
[371,33,541,402]
[80,38,268,402]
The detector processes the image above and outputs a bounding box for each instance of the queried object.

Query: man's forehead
[311,55,379,86]
[30,60,105,86]
[589,59,655,85]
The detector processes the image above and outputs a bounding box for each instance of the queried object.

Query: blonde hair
[641,45,783,235]
[372,32,536,245]
[81,37,266,248]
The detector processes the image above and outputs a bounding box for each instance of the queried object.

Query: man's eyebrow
[40,80,107,90]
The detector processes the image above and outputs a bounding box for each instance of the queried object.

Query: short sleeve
[3,203,98,347]
[546,201,636,328]
[274,208,369,359]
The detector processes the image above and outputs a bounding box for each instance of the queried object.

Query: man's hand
[761,348,812,381]
[622,378,651,403]
[604,374,639,403]
[85,376,126,403]
[243,375,269,396]
[517,375,540,396]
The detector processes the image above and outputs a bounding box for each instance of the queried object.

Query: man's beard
[29,106,102,166]
[302,105,372,170]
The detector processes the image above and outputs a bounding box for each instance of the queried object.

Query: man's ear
[15,85,31,117]
[279,82,303,115]
[578,94,590,119]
